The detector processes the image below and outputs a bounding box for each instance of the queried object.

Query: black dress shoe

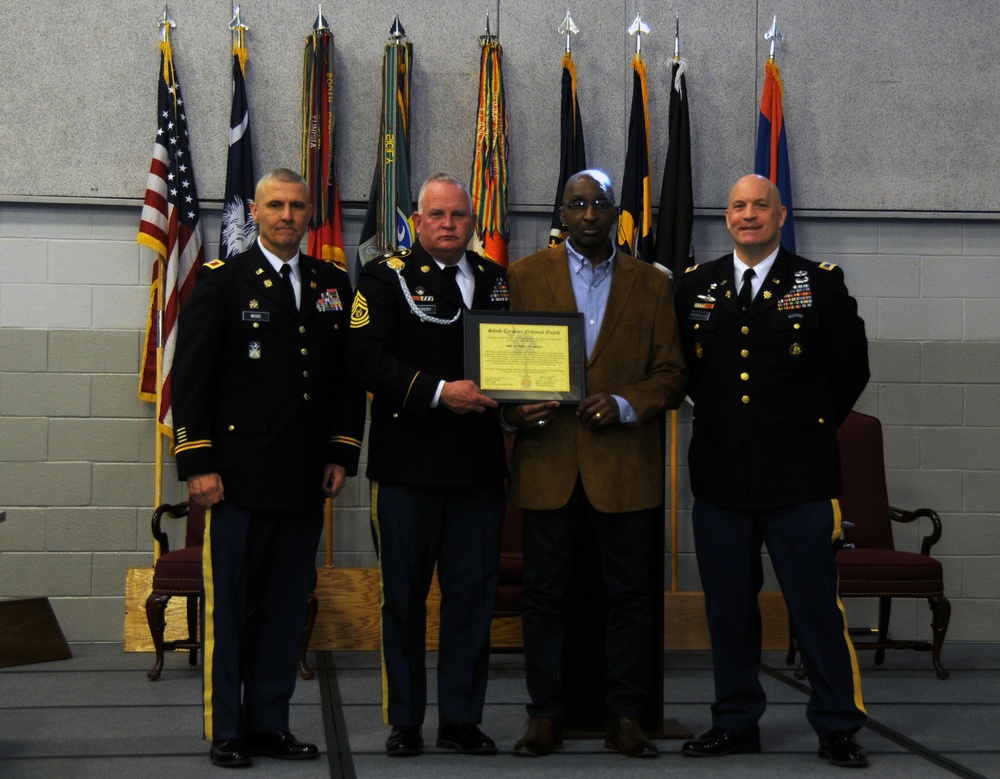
[513,718,563,757]
[247,730,319,760]
[386,725,423,756]
[436,724,497,755]
[604,716,658,758]
[819,730,868,768]
[681,726,761,757]
[210,739,252,768]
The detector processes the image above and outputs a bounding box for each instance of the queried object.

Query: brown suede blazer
[506,243,687,513]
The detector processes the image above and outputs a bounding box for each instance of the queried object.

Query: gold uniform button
[741,326,749,335]
[741,349,749,358]
[300,348,308,356]
[228,424,235,431]
[740,372,749,381]
[299,326,306,334]
[334,324,339,329]
[303,393,310,401]
[392,412,399,419]
[819,418,825,424]
[694,323,700,330]
[253,322,259,329]
[794,323,801,330]
[303,370,309,378]
[741,395,750,404]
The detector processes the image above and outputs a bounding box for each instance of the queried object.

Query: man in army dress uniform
[676,174,871,768]
[348,173,509,757]
[172,168,366,768]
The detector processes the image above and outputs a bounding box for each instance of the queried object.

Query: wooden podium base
[0,597,72,668]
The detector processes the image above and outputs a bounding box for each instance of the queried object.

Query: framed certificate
[464,310,586,403]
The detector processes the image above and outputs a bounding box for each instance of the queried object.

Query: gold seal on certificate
[464,311,585,402]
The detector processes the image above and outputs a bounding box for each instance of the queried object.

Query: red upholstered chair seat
[836,548,944,597]
[149,545,202,594]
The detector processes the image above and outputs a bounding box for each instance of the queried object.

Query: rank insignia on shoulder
[685,264,699,273]
[819,262,838,271]
[378,248,411,270]
[206,259,225,270]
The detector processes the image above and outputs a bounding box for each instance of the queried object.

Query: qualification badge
[248,341,262,359]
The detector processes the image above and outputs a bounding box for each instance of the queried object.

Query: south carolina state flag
[754,59,795,253]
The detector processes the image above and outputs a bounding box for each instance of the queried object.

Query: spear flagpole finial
[390,13,406,40]
[558,9,579,54]
[481,6,497,43]
[158,5,175,43]
[230,5,249,49]
[628,13,650,56]
[764,14,784,60]
[314,4,330,32]
[673,12,680,59]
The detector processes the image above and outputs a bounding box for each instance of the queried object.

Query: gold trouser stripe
[202,505,216,741]
[831,498,868,715]
[371,481,390,725]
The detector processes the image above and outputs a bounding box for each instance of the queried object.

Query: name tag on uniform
[415,304,437,315]
[688,310,711,322]
[243,311,270,322]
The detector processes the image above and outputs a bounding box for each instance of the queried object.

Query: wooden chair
[787,411,951,679]
[145,501,319,681]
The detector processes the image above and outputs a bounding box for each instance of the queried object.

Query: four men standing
[174,167,870,768]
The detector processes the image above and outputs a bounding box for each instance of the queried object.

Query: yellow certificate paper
[479,323,571,394]
[464,310,585,402]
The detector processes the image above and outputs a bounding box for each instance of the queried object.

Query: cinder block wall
[1,201,998,642]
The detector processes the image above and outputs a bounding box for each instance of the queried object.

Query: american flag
[138,39,205,436]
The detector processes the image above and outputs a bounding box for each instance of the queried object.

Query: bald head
[725,174,786,265]
[564,169,616,206]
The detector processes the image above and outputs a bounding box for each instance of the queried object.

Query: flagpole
[669,13,680,593]
[150,7,175,558]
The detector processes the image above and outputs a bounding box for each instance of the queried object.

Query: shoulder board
[205,259,225,270]
[819,262,838,271]
[684,264,700,273]
[377,248,411,263]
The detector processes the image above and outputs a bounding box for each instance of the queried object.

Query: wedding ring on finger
[538,419,546,427]
[595,412,602,420]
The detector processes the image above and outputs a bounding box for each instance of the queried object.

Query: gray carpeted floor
[1,643,996,778]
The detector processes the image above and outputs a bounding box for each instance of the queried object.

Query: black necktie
[279,264,297,311]
[739,268,756,313]
[442,265,465,309]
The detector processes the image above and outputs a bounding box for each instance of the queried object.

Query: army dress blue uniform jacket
[348,241,509,487]
[172,243,366,510]
[675,248,869,510]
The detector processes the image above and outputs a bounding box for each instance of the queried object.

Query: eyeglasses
[563,199,615,213]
